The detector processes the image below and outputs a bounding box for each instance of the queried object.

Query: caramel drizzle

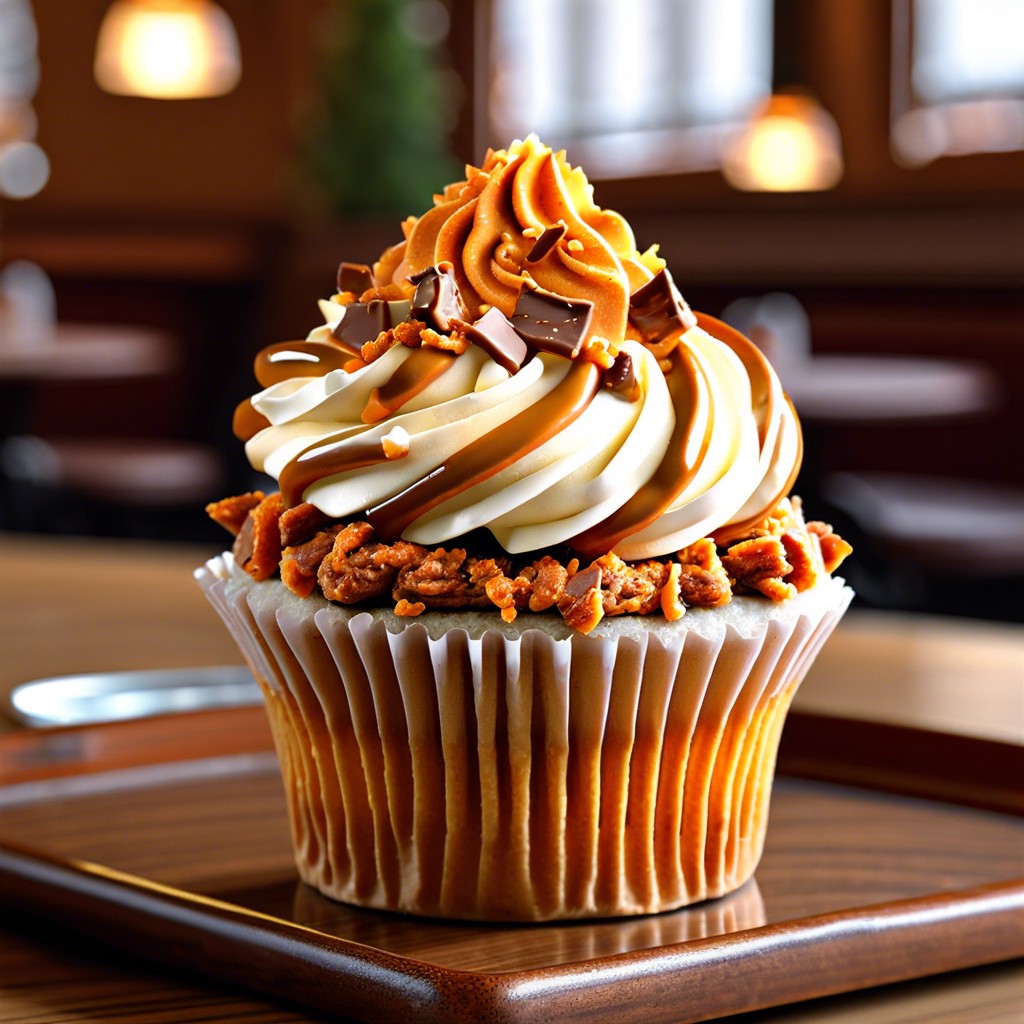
[712,396,804,546]
[279,432,398,508]
[361,348,457,424]
[254,339,354,388]
[232,398,271,442]
[569,346,710,558]
[695,313,774,448]
[693,312,806,543]
[367,360,601,540]
[276,349,459,503]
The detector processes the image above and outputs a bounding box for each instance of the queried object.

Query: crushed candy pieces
[210,495,850,635]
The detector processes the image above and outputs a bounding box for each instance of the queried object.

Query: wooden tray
[0,710,1022,1024]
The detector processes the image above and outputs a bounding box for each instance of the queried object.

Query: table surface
[781,354,996,423]
[0,322,172,382]
[0,532,1021,1023]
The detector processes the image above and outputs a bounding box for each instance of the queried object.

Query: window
[485,0,773,178]
[892,0,1024,165]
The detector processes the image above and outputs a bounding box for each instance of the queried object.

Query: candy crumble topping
[207,493,851,636]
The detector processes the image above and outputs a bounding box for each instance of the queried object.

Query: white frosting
[238,137,802,558]
[243,303,799,557]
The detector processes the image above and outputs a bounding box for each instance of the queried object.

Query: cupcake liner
[196,555,851,921]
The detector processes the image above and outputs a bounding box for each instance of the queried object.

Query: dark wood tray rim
[1,707,1022,1023]
[1,840,1022,1024]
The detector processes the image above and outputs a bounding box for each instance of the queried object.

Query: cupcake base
[197,554,851,921]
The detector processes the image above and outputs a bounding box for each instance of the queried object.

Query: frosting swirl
[240,136,803,559]
[385,136,660,347]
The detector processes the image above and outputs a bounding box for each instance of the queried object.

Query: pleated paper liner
[197,554,851,921]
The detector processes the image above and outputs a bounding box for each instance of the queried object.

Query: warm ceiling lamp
[722,91,844,192]
[94,0,241,99]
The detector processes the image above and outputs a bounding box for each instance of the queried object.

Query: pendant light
[722,0,843,192]
[94,0,241,100]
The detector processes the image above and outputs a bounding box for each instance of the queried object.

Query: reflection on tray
[285,877,765,971]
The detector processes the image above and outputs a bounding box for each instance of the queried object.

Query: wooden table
[782,355,995,424]
[0,533,237,725]
[0,533,1021,1023]
[0,323,172,383]
[0,322,172,435]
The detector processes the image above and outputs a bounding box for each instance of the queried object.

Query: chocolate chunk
[232,514,255,570]
[602,351,640,401]
[409,263,469,333]
[337,261,375,295]
[628,268,697,344]
[455,306,529,374]
[332,299,394,353]
[525,222,567,264]
[563,564,602,598]
[510,281,594,359]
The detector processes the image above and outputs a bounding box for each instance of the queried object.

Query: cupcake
[197,136,852,921]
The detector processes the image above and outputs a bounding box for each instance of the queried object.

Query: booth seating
[821,471,1024,621]
[723,294,1019,621]
[0,302,226,538]
[0,434,224,538]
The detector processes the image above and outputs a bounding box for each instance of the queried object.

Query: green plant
[303,0,460,216]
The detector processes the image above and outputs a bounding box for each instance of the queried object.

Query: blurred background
[0,0,1021,621]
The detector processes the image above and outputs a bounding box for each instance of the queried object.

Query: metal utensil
[6,666,262,728]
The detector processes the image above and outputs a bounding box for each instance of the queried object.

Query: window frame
[452,0,1023,208]
[889,0,1024,169]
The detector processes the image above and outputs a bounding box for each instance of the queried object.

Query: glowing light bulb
[723,93,843,192]
[94,0,241,100]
